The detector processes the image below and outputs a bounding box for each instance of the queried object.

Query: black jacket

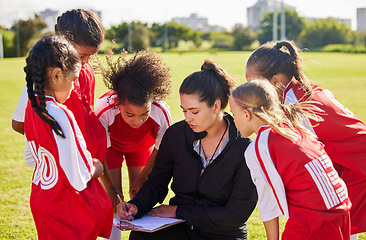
[129,114,258,239]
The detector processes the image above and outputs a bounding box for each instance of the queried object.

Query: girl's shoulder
[152,100,170,112]
[46,98,74,123]
[95,91,118,116]
[150,101,172,125]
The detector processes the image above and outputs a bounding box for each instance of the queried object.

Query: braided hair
[24,34,81,138]
[180,58,235,109]
[246,40,313,99]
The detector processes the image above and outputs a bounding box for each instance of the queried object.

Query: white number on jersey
[28,141,58,190]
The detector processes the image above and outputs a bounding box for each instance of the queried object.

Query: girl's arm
[12,84,27,135]
[129,148,158,197]
[99,160,121,209]
[91,159,104,179]
[12,120,24,135]
[263,217,279,240]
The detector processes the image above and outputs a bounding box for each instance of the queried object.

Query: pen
[113,187,133,221]
[113,187,123,203]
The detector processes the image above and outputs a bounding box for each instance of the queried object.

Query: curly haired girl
[95,50,172,203]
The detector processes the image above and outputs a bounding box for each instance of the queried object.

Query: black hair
[246,40,313,98]
[100,50,171,106]
[179,58,235,109]
[24,34,81,138]
[55,9,104,48]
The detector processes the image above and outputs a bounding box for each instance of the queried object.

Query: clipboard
[114,216,186,232]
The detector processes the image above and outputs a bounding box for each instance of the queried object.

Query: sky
[1,0,365,30]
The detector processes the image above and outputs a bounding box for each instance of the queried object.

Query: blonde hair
[231,79,321,142]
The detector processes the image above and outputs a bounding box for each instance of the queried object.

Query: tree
[0,27,16,57]
[11,15,47,56]
[131,22,150,50]
[298,18,353,49]
[232,25,256,50]
[105,22,150,51]
[257,8,307,44]
[206,31,234,49]
[105,22,129,51]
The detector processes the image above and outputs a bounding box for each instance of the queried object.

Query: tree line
[1,9,366,57]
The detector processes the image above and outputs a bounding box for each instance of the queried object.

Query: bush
[321,44,366,53]
[99,39,125,54]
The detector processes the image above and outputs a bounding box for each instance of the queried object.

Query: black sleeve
[175,143,258,232]
[128,127,175,219]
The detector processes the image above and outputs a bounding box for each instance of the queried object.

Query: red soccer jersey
[245,125,351,240]
[24,97,113,239]
[64,63,106,162]
[95,91,172,153]
[282,80,366,234]
[282,80,366,178]
[71,63,95,110]
[15,63,106,162]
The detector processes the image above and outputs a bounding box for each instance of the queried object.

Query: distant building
[335,18,352,29]
[40,9,103,33]
[172,13,224,32]
[357,8,366,32]
[247,0,295,31]
[40,9,59,33]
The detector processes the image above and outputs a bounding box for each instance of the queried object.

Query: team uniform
[283,79,366,234]
[14,63,107,162]
[245,125,351,240]
[69,63,96,110]
[24,96,113,240]
[95,91,172,168]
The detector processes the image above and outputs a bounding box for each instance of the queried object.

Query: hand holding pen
[117,201,138,221]
[113,188,138,221]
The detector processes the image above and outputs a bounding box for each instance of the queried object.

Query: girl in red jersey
[24,35,113,240]
[229,79,351,240]
[12,9,104,134]
[95,50,172,240]
[12,9,121,210]
[245,40,366,239]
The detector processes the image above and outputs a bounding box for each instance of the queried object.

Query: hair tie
[275,42,283,50]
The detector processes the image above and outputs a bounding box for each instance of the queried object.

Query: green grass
[1,51,366,239]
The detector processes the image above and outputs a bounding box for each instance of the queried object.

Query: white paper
[113,216,185,232]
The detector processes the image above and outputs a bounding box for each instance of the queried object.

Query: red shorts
[105,146,154,168]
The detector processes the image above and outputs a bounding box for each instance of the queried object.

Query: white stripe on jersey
[48,99,93,191]
[150,101,172,150]
[305,155,347,209]
[284,88,317,137]
[245,127,289,222]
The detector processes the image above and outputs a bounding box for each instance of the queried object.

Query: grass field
[1,51,365,239]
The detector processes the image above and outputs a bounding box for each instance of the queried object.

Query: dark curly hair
[99,50,171,106]
[24,34,81,138]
